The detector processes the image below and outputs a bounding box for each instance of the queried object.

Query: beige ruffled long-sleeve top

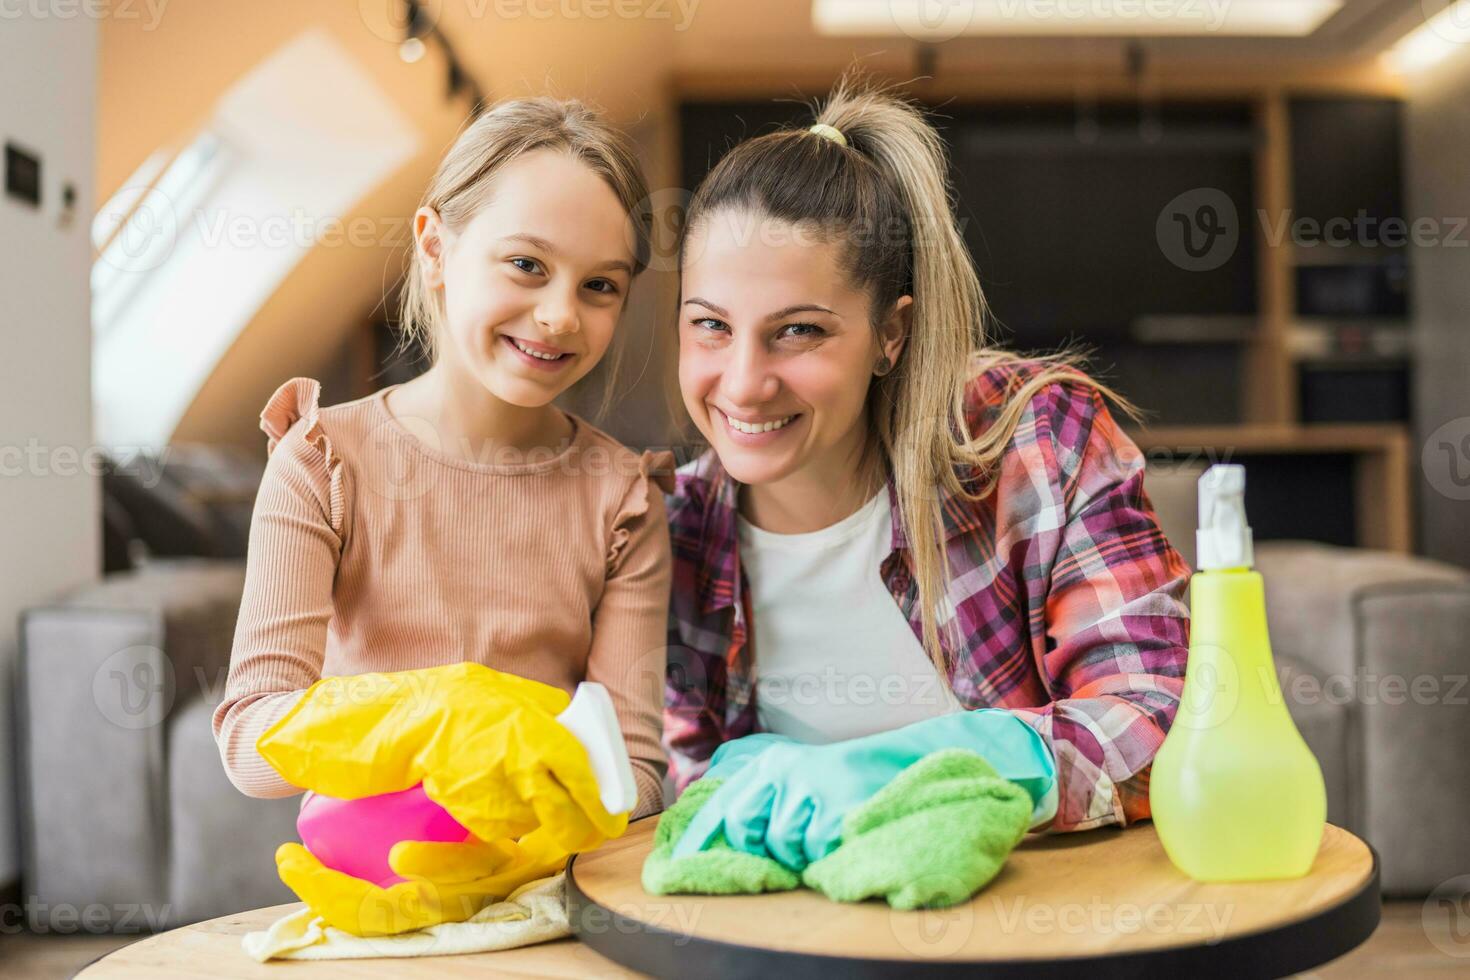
[211,377,673,819]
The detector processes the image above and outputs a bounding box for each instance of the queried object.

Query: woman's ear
[878,294,913,368]
[414,207,448,290]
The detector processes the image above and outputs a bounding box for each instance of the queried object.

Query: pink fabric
[296,783,471,888]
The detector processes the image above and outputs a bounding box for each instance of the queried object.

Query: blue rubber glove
[672,710,1058,872]
[703,732,798,780]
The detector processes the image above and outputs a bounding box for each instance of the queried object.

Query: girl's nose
[536,291,580,337]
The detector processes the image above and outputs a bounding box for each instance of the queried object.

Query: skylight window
[91,28,420,449]
[92,131,232,337]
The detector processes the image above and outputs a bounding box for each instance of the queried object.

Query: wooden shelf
[1133,423,1408,452]
[1129,423,1414,554]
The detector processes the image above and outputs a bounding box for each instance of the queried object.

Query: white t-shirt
[737,489,966,743]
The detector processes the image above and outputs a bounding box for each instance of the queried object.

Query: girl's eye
[691,317,729,333]
[585,278,619,295]
[510,257,542,275]
[780,322,824,340]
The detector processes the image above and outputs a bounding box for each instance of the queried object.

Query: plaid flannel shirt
[662,358,1192,833]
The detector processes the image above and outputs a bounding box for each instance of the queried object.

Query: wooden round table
[566,817,1380,979]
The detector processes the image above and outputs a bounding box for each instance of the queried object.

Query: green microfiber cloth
[802,748,1033,910]
[641,776,802,895]
[643,748,1032,910]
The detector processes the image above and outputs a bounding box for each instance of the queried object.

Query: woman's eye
[780,322,824,340]
[691,318,728,333]
[510,257,542,275]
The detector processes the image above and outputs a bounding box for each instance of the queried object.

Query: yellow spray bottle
[1149,464,1326,880]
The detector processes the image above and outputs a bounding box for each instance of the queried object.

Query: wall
[98,2,686,453]
[0,14,101,888]
[1405,46,1470,570]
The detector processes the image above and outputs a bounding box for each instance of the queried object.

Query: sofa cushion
[1275,654,1351,832]
[103,444,265,570]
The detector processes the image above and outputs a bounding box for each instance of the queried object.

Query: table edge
[566,823,1383,980]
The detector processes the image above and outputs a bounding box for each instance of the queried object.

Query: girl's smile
[500,333,576,372]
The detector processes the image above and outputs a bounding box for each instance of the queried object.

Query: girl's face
[678,209,909,490]
[415,149,636,407]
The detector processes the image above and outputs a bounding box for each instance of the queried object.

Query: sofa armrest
[1255,540,1470,895]
[15,559,245,921]
[1255,541,1470,680]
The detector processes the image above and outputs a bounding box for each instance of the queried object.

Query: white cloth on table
[241,873,569,961]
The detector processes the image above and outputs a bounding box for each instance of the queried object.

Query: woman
[662,77,1191,869]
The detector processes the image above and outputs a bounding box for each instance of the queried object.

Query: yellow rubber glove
[256,662,629,855]
[274,827,571,936]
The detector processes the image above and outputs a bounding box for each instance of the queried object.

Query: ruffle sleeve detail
[259,377,347,538]
[606,449,676,577]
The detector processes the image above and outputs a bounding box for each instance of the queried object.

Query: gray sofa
[13,467,1470,931]
[16,560,299,930]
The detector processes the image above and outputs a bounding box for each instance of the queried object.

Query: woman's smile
[713,405,802,442]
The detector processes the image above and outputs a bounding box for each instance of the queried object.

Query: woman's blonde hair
[677,72,1145,677]
[397,97,652,410]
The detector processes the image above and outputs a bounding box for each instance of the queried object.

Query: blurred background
[4,1,1470,975]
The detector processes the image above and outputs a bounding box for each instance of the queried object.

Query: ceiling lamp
[1385,1,1470,73]
[395,0,486,111]
[812,0,1344,39]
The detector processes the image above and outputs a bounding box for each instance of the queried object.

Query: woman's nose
[721,337,779,406]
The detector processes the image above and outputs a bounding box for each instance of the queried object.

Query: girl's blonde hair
[677,72,1145,678]
[397,97,652,408]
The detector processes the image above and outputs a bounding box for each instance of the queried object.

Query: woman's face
[414,148,635,407]
[678,209,908,490]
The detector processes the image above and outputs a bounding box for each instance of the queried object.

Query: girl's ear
[878,294,913,367]
[415,207,448,290]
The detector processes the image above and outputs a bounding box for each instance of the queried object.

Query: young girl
[664,76,1192,866]
[212,97,671,825]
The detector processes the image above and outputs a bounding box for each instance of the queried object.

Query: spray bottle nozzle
[1196,463,1254,571]
[556,682,639,816]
